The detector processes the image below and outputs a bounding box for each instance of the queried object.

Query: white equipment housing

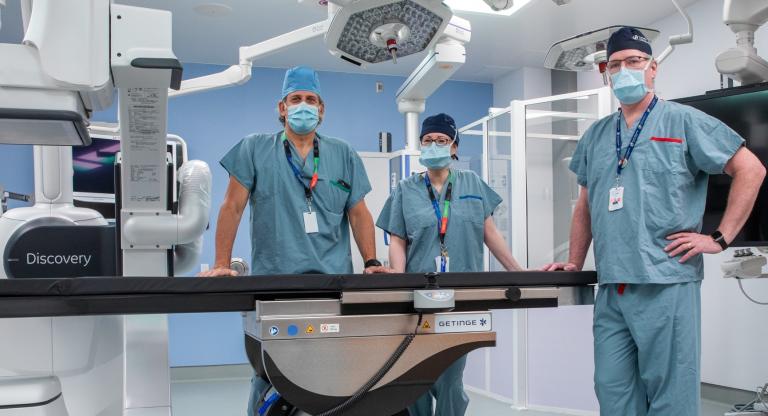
[0,146,122,416]
[0,2,212,416]
[722,248,768,279]
[716,0,768,85]
[0,0,112,146]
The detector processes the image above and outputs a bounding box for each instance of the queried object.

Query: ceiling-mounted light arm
[170,5,335,98]
[656,0,693,64]
[396,15,470,151]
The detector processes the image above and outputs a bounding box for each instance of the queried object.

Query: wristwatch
[710,230,729,250]
[364,259,383,268]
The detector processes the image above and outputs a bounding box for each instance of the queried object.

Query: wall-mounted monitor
[674,83,768,246]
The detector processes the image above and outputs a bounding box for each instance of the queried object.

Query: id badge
[434,256,450,273]
[609,186,624,212]
[303,211,319,234]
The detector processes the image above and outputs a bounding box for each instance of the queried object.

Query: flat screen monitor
[673,83,768,246]
[72,135,183,219]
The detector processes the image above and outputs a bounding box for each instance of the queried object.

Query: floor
[169,372,738,416]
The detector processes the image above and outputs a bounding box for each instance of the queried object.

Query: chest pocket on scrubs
[312,178,346,244]
[640,137,693,235]
[643,137,689,173]
[314,176,350,215]
[452,197,485,248]
[406,204,439,245]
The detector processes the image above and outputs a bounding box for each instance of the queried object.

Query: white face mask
[419,143,453,169]
[609,58,654,105]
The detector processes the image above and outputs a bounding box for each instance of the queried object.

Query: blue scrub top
[220,131,371,275]
[570,99,744,284]
[376,170,502,273]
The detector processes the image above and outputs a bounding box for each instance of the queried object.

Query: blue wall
[0,63,492,366]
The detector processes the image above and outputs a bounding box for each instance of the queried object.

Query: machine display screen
[72,137,120,195]
[674,85,768,246]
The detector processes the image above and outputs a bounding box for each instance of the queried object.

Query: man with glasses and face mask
[377,113,522,416]
[200,66,388,415]
[542,27,765,415]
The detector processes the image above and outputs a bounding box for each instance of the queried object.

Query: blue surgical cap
[607,27,653,59]
[282,66,322,99]
[421,113,460,145]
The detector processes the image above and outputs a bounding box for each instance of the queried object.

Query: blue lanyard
[423,172,454,254]
[281,132,319,201]
[615,95,658,177]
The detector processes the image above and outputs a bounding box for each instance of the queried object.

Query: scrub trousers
[593,282,701,416]
[408,355,469,416]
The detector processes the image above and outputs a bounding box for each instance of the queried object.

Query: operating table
[0,271,596,416]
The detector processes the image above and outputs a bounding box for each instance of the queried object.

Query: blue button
[287,325,299,336]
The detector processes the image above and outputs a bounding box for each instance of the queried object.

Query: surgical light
[544,25,659,83]
[325,0,452,66]
[444,0,530,16]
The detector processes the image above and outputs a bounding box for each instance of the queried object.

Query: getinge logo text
[26,253,93,267]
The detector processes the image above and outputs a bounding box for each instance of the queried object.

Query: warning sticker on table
[435,313,492,333]
[305,325,315,334]
[320,323,340,334]
[422,321,432,330]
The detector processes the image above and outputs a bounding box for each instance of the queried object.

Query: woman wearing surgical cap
[377,113,523,416]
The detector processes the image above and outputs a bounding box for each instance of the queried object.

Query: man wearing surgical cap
[542,27,765,415]
[201,66,389,415]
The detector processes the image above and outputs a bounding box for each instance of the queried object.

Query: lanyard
[615,95,658,178]
[424,171,454,254]
[281,132,319,203]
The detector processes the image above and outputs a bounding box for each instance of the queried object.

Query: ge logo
[269,326,279,336]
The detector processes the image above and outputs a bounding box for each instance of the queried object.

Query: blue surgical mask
[610,67,651,105]
[419,143,453,169]
[287,102,320,135]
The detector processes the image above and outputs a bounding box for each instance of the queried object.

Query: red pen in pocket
[651,137,683,144]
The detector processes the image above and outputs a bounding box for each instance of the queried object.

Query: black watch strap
[364,259,382,268]
[710,230,728,250]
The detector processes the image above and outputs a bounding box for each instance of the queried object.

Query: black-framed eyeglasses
[420,137,453,147]
[606,56,651,74]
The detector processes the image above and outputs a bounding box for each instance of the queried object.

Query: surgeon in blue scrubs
[377,113,523,416]
[542,28,765,415]
[200,66,389,415]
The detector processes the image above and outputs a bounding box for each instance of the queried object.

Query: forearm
[349,207,377,261]
[718,170,765,242]
[213,204,242,268]
[389,235,407,273]
[568,194,593,269]
[484,219,523,271]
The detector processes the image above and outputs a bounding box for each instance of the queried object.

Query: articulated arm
[396,15,471,150]
[170,20,331,97]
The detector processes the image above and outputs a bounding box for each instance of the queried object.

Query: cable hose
[739,279,768,305]
[315,314,424,416]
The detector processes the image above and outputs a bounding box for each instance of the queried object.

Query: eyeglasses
[421,137,453,146]
[606,56,651,74]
